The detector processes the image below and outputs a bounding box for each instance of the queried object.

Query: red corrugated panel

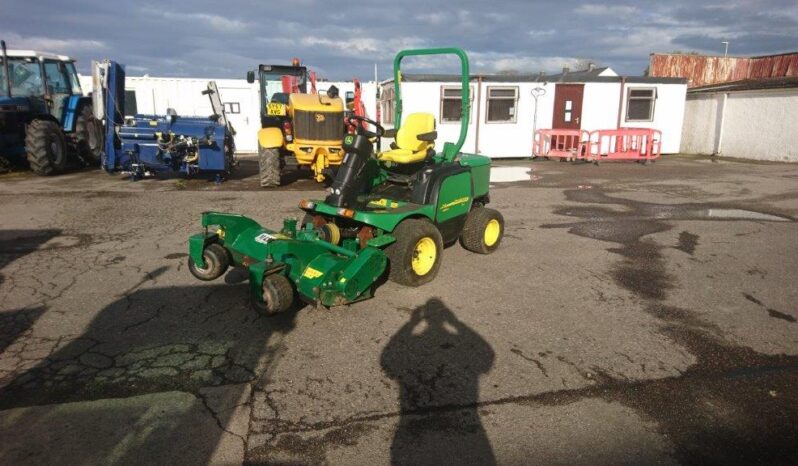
[650,53,798,87]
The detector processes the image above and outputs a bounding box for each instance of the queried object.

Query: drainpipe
[1,41,11,98]
[714,92,728,155]
[474,75,482,153]
[616,76,626,128]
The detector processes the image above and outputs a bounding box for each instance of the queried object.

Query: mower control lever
[347,115,384,139]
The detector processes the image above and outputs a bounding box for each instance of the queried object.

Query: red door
[551,84,584,152]
[552,84,584,130]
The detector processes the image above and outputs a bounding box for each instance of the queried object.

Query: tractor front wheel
[25,119,67,175]
[259,145,281,187]
[386,219,443,286]
[252,274,294,315]
[188,243,230,281]
[460,207,504,254]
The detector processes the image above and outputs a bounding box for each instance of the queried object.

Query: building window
[124,90,138,116]
[439,85,473,123]
[626,88,656,122]
[486,86,518,123]
[380,86,395,125]
[224,102,240,114]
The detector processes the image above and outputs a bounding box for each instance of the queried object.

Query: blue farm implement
[93,60,235,180]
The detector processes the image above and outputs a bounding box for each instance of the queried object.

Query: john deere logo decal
[440,196,469,211]
[315,113,326,122]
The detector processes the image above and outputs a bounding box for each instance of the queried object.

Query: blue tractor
[0,40,103,175]
[94,60,236,179]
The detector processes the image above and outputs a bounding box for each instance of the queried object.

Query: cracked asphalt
[1,155,797,465]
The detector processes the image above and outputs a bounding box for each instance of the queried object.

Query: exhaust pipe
[1,40,11,98]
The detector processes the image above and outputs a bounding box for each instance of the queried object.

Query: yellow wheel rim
[411,237,437,276]
[484,219,501,246]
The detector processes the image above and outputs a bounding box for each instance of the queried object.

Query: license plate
[266,103,286,116]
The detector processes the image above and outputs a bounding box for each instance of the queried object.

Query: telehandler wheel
[74,105,104,163]
[252,274,294,316]
[258,145,281,187]
[386,219,443,287]
[188,243,230,281]
[25,119,67,175]
[460,207,504,254]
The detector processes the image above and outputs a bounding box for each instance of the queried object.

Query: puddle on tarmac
[704,209,790,222]
[490,166,535,183]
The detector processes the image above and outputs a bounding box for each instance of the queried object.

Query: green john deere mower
[188,47,504,313]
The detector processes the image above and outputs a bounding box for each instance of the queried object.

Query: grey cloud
[0,0,794,80]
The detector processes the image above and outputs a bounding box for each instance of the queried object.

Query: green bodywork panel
[190,211,389,307]
[458,153,491,199]
[435,171,473,222]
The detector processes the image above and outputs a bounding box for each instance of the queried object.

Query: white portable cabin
[379,68,688,157]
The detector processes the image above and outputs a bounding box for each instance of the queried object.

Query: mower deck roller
[188,212,390,311]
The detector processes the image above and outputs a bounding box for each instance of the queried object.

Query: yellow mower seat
[378,113,436,164]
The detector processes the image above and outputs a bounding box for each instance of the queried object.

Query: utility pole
[722,41,729,58]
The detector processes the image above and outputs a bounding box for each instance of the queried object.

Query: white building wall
[581,82,620,131]
[680,94,719,154]
[681,88,798,162]
[620,83,686,154]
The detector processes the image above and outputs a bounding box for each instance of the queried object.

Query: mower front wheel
[188,243,230,281]
[252,274,294,316]
[386,219,443,287]
[460,207,505,254]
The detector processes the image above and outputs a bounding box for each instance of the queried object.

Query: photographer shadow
[380,298,496,466]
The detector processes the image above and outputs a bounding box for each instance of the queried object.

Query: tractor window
[0,60,5,96]
[43,60,71,95]
[64,62,82,95]
[3,57,44,97]
[259,69,307,103]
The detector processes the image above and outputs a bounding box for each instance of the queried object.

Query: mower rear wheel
[460,207,504,254]
[259,145,281,187]
[253,274,294,315]
[188,243,230,281]
[25,119,67,175]
[386,219,443,286]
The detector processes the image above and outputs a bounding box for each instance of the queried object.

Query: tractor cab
[1,41,100,174]
[0,48,83,123]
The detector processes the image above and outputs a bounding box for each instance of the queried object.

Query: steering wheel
[347,115,384,138]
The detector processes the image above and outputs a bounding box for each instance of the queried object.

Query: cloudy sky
[1,0,796,80]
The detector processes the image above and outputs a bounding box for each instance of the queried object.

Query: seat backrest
[395,113,435,152]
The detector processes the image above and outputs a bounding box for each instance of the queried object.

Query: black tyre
[252,273,294,315]
[187,243,230,281]
[385,219,443,286]
[74,105,104,163]
[25,119,67,175]
[259,145,281,187]
[460,207,504,254]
